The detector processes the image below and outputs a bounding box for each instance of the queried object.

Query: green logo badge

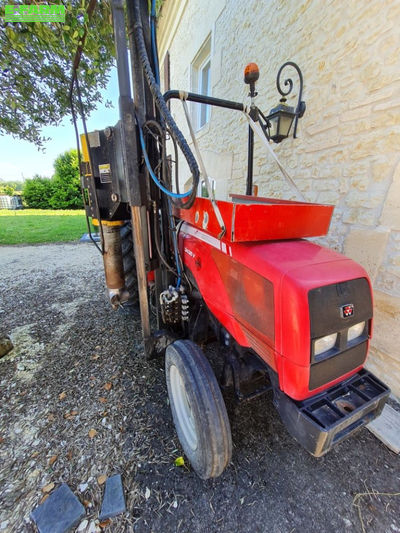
[5,4,66,23]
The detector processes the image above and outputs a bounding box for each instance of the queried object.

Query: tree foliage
[22,175,54,208]
[0,1,114,147]
[22,149,82,208]
[0,179,23,192]
[0,184,16,195]
[50,149,82,208]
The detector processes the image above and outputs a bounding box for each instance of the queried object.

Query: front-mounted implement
[71,0,389,478]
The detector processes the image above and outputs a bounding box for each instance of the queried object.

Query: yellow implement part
[80,133,90,163]
[92,219,125,227]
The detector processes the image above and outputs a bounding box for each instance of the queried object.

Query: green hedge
[22,149,83,209]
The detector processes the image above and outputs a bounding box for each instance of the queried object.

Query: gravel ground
[0,242,399,533]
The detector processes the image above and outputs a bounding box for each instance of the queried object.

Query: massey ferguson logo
[341,304,354,318]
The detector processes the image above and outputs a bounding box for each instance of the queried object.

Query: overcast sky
[0,68,120,182]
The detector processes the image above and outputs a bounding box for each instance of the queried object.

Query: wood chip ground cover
[0,243,399,533]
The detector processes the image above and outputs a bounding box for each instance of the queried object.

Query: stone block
[340,118,370,137]
[313,178,339,192]
[367,404,400,454]
[30,484,85,533]
[342,161,369,178]
[372,290,400,352]
[344,229,389,281]
[365,290,400,397]
[304,135,340,153]
[342,207,379,227]
[349,86,394,109]
[375,269,400,297]
[376,130,400,154]
[374,98,400,112]
[380,162,400,230]
[371,108,400,129]
[306,115,339,136]
[79,233,100,243]
[372,159,393,183]
[348,138,379,160]
[349,176,369,191]
[99,474,126,521]
[348,192,385,209]
[341,106,370,123]
[367,347,400,400]
[316,190,340,204]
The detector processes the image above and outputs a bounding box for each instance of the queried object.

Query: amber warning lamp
[244,63,259,98]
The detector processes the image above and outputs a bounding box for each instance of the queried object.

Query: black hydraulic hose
[131,0,199,209]
[144,119,185,284]
[152,203,178,276]
[70,81,103,254]
[68,0,104,254]
[167,128,180,194]
[145,121,179,194]
[143,119,168,187]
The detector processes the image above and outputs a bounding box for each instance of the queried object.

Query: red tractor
[72,0,389,479]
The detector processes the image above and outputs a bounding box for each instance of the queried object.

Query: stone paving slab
[30,484,85,533]
[79,233,100,243]
[367,404,400,454]
[99,474,126,521]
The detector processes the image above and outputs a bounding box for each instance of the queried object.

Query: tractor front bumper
[273,369,390,457]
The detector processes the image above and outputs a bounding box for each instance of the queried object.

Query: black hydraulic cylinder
[113,0,131,103]
[112,0,151,354]
[111,0,143,207]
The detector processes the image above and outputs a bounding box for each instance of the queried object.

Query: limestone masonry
[158,0,400,396]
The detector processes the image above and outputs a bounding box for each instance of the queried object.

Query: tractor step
[273,369,390,457]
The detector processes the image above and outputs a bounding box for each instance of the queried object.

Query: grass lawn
[0,209,90,245]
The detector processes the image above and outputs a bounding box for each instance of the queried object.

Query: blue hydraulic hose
[138,125,192,199]
[139,125,183,286]
[141,3,190,199]
[149,0,185,288]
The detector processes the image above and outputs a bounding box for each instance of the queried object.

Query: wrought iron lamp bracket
[276,61,306,138]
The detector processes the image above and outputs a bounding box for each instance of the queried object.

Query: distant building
[0,195,23,210]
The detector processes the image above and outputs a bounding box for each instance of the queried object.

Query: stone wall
[158,0,400,396]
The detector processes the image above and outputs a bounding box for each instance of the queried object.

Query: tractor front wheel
[165,340,232,479]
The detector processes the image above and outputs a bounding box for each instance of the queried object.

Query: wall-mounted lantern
[164,60,307,198]
[262,61,306,143]
[242,60,306,194]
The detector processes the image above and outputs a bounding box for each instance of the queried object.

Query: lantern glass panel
[279,113,294,138]
[269,114,279,140]
[267,103,295,143]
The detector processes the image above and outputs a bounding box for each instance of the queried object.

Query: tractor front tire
[165,340,232,479]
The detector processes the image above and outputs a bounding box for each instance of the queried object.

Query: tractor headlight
[314,332,338,356]
[348,321,365,342]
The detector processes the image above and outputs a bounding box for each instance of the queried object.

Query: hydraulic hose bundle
[132,0,200,209]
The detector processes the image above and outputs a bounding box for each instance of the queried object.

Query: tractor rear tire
[120,222,138,311]
[165,340,232,479]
